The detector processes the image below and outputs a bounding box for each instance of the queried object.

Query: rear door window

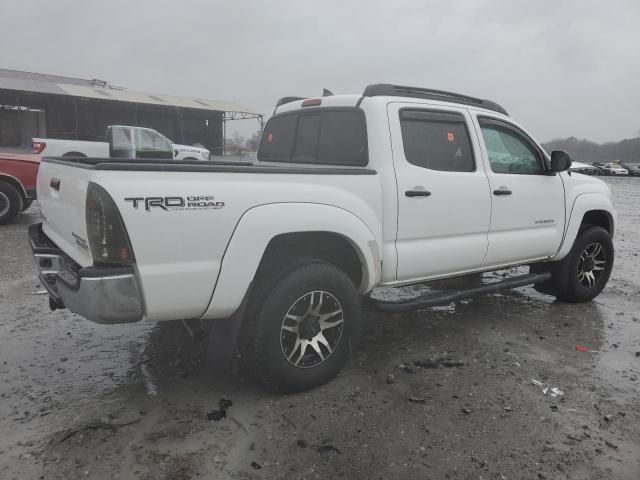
[258,109,368,166]
[399,110,475,172]
[111,126,132,149]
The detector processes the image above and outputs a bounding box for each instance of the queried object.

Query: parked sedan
[591,162,607,175]
[601,163,628,176]
[621,163,640,176]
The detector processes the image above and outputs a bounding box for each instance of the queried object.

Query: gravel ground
[1,177,639,480]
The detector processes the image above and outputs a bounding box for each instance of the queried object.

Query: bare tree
[245,128,263,152]
[226,132,245,155]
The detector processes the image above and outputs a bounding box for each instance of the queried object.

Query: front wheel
[533,226,614,302]
[245,262,361,393]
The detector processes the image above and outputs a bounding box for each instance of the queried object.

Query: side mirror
[550,150,572,172]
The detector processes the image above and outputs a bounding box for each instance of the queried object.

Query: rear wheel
[22,199,33,211]
[532,226,613,302]
[0,181,24,225]
[245,262,361,392]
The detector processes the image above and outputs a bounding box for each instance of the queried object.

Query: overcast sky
[2,0,639,142]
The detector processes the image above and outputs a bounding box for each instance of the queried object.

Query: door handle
[493,188,512,196]
[405,189,431,197]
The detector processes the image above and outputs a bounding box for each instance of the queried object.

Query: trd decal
[124,196,225,212]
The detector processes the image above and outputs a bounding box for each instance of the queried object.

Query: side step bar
[367,272,552,314]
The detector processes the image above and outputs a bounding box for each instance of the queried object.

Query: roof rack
[362,84,508,116]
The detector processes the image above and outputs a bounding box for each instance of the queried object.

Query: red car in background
[0,153,40,224]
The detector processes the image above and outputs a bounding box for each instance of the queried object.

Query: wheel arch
[580,210,613,235]
[553,193,616,261]
[202,203,380,319]
[0,173,27,202]
[62,151,87,158]
[256,231,365,288]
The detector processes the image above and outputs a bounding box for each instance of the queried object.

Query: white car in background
[601,163,628,176]
[33,125,210,161]
[568,161,598,175]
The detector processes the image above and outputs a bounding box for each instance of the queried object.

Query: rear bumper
[29,223,144,324]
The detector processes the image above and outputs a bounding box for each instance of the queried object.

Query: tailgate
[37,160,93,267]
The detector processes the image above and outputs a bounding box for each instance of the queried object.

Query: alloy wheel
[0,192,9,217]
[280,290,344,368]
[577,242,607,289]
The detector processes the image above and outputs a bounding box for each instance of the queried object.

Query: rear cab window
[258,108,368,166]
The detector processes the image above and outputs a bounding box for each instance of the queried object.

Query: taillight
[302,98,321,107]
[85,182,135,265]
[33,141,46,154]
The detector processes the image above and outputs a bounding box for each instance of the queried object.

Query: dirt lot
[1,178,639,480]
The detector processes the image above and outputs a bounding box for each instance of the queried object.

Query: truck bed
[36,156,382,321]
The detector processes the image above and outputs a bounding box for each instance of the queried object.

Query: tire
[22,199,33,211]
[244,262,361,393]
[0,181,24,225]
[532,226,613,302]
[62,152,86,158]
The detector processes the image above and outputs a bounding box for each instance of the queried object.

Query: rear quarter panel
[92,170,383,322]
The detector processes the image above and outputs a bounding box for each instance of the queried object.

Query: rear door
[473,115,565,266]
[388,103,492,281]
[107,126,136,158]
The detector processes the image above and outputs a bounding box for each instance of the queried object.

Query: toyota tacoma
[29,84,616,392]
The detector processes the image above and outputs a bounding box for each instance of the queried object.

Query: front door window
[480,122,543,175]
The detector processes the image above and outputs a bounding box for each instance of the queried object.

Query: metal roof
[0,68,257,114]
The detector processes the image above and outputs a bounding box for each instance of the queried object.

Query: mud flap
[205,283,252,375]
[530,260,569,297]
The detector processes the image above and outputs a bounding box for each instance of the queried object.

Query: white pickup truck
[33,125,210,161]
[30,84,616,392]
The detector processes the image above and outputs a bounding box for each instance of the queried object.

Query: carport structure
[0,68,262,155]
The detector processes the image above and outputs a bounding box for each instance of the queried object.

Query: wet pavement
[1,177,639,480]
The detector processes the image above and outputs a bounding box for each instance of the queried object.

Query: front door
[134,128,173,159]
[389,103,492,282]
[474,115,565,267]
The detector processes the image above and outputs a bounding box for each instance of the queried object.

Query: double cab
[30,84,616,392]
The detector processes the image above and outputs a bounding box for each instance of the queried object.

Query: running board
[366,272,552,314]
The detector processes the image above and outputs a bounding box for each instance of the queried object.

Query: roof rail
[275,96,307,107]
[362,84,508,116]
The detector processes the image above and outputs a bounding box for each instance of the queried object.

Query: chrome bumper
[29,223,144,324]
